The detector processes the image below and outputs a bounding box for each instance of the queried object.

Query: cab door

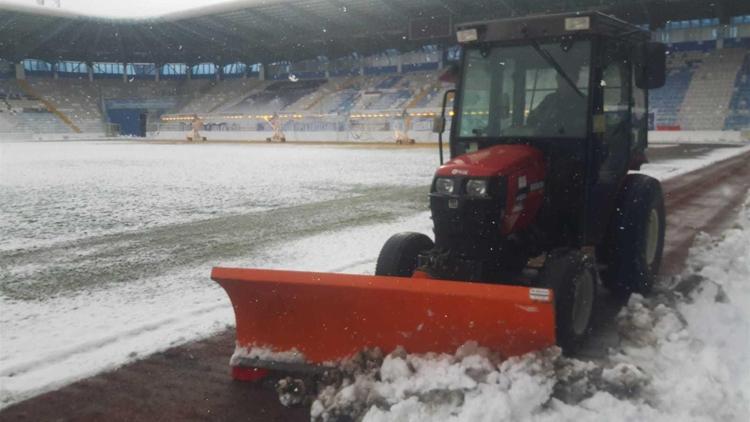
[587,39,632,243]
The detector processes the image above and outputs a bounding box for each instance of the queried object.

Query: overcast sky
[0,0,238,17]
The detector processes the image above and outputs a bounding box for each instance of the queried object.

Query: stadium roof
[1,0,749,65]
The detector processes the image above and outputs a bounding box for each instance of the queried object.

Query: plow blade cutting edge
[212,267,556,370]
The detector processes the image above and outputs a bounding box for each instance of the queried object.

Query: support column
[53,63,59,80]
[122,63,128,82]
[359,60,365,76]
[155,64,160,82]
[438,47,445,69]
[87,63,94,81]
[259,63,265,81]
[216,64,221,81]
[187,65,192,80]
[15,62,25,80]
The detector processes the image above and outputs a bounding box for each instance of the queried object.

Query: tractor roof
[456,11,650,45]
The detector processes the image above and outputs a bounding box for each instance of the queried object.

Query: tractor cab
[446,12,665,160]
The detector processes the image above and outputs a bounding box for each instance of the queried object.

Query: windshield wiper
[527,38,585,98]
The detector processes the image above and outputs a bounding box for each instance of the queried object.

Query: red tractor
[212,12,668,375]
[376,12,667,352]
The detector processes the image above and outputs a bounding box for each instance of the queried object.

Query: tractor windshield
[456,40,591,140]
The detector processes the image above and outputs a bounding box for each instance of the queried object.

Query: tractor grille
[430,195,504,259]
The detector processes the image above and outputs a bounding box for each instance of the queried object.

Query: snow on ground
[0,140,748,408]
[311,196,750,422]
[637,143,750,181]
[0,202,433,406]
[0,141,439,252]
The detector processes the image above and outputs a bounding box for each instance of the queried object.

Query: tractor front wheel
[599,174,665,298]
[375,232,434,277]
[540,250,597,354]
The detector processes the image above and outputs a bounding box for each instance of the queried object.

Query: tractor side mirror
[635,42,666,90]
[433,116,446,133]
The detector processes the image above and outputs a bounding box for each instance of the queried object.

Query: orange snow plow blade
[212,267,556,367]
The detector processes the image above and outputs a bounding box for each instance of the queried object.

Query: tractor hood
[431,144,546,237]
[435,144,544,177]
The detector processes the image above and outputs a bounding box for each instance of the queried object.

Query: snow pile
[311,345,560,422]
[309,198,750,422]
[677,220,750,400]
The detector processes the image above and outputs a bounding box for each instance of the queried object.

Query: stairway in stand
[17,79,82,133]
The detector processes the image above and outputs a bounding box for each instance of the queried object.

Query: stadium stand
[630,44,750,131]
[0,79,75,133]
[0,19,750,134]
[649,53,696,128]
[725,51,750,129]
[0,0,748,138]
[26,78,104,132]
[223,80,325,114]
[2,44,748,138]
[305,79,362,114]
[1,41,748,138]
[678,48,746,130]
[177,79,268,114]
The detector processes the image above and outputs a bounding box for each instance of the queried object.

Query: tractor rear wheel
[540,249,597,354]
[375,232,434,277]
[599,174,665,298]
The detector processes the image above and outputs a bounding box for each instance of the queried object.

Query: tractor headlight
[466,179,488,197]
[435,178,455,194]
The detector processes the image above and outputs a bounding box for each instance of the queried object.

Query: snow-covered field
[0,141,439,252]
[0,140,748,409]
[312,197,750,421]
[0,141,439,406]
